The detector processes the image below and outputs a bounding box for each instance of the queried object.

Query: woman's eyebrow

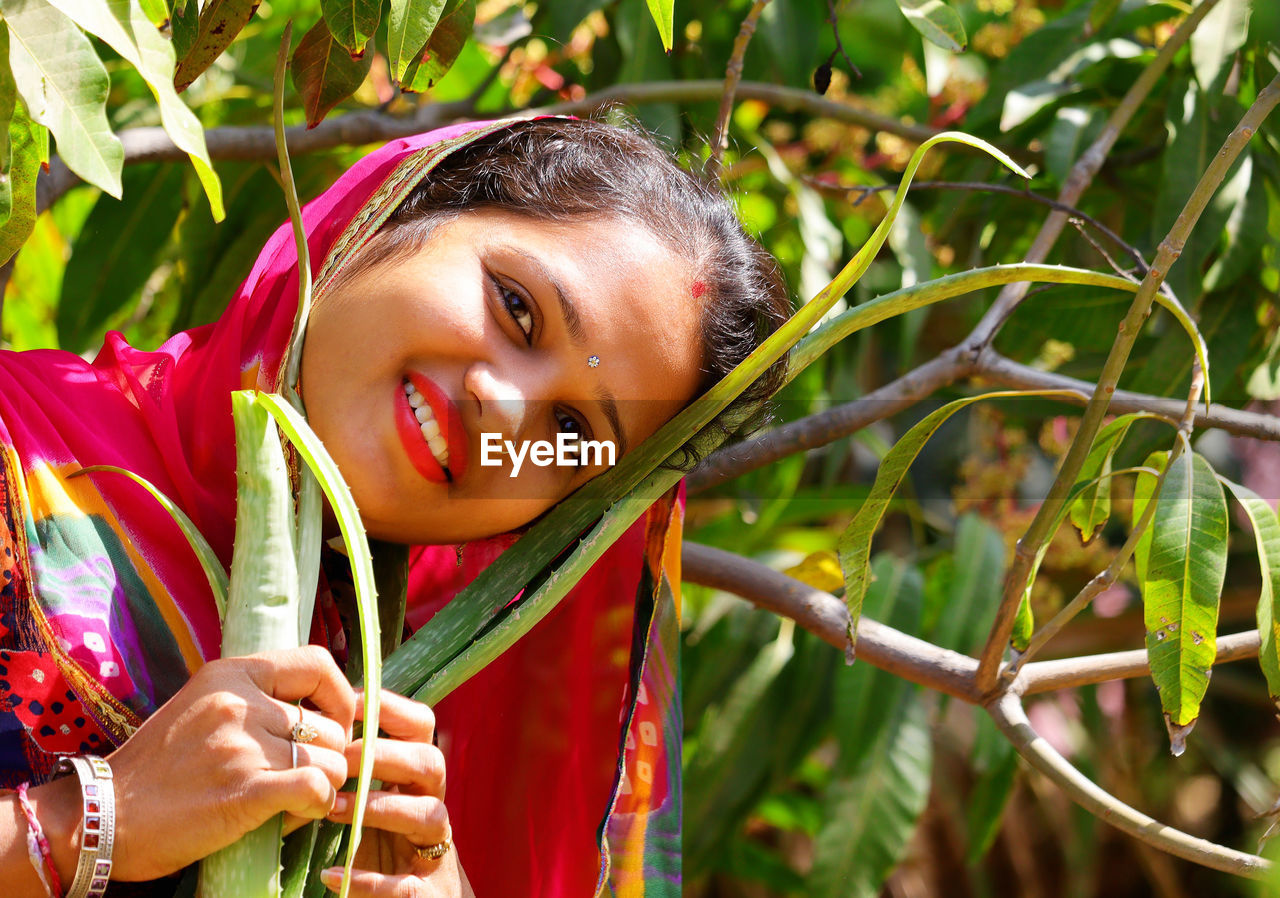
[596,391,628,457]
[505,246,631,454]
[506,247,586,344]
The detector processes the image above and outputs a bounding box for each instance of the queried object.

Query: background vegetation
[4,0,1280,896]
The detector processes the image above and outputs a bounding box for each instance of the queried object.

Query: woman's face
[300,209,704,544]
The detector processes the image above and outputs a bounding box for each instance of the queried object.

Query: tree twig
[707,0,771,180]
[986,692,1270,879]
[1016,631,1261,694]
[962,0,1225,351]
[816,179,1150,275]
[974,73,1280,698]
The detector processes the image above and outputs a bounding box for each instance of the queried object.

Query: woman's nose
[464,364,534,441]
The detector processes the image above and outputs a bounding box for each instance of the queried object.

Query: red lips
[394,373,469,484]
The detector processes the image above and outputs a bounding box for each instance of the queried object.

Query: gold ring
[291,708,320,744]
[415,837,451,861]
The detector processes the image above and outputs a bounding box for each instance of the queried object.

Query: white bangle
[56,755,115,898]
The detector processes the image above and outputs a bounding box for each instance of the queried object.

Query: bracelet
[10,782,62,897]
[56,756,115,898]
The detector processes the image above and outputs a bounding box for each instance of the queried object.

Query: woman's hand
[102,645,356,882]
[320,690,471,898]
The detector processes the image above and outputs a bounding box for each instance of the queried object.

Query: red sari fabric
[0,119,681,895]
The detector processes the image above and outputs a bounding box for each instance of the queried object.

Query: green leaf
[254,393,381,898]
[321,0,380,56]
[135,0,166,26]
[838,390,1068,662]
[924,514,1006,654]
[56,164,186,352]
[387,0,446,81]
[1011,596,1034,653]
[894,0,966,52]
[810,693,932,898]
[0,25,16,226]
[1203,151,1267,293]
[1217,477,1280,711]
[74,465,228,619]
[1136,451,1228,755]
[1068,414,1152,544]
[1189,0,1250,94]
[291,19,372,127]
[173,0,258,92]
[1,0,123,196]
[401,0,474,93]
[45,0,224,220]
[1045,106,1105,185]
[965,715,1018,864]
[0,100,45,264]
[644,0,674,52]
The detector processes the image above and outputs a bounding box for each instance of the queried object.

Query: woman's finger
[247,743,348,819]
[319,868,448,898]
[241,645,357,736]
[326,791,449,844]
[343,739,445,795]
[356,689,434,743]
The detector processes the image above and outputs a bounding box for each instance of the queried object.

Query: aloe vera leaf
[1217,477,1280,710]
[254,392,381,898]
[791,264,1140,380]
[74,464,227,619]
[272,24,322,642]
[198,392,303,898]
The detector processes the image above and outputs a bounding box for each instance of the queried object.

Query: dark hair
[333,117,791,466]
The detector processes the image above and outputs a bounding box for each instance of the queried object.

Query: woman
[0,117,789,896]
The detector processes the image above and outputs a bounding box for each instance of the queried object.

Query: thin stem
[986,693,1270,879]
[708,0,771,180]
[1016,630,1261,694]
[819,179,1149,274]
[974,74,1280,697]
[963,0,1225,350]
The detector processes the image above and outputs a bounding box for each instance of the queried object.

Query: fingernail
[320,868,342,890]
[329,793,351,815]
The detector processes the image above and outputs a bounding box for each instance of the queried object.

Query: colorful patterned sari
[0,119,680,896]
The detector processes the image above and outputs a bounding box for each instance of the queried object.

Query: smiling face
[299,209,704,544]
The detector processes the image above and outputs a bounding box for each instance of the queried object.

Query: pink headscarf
[0,119,680,896]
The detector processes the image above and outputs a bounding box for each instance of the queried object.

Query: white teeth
[405,379,450,469]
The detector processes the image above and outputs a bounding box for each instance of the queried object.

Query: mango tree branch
[986,692,1270,879]
[1016,631,1261,694]
[681,541,981,702]
[38,80,943,212]
[688,348,1280,495]
[707,0,772,180]
[962,0,1224,350]
[974,74,1280,697]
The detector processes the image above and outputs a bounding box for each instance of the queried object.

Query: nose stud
[587,355,600,368]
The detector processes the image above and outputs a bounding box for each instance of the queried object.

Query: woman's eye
[500,284,534,344]
[555,409,585,439]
